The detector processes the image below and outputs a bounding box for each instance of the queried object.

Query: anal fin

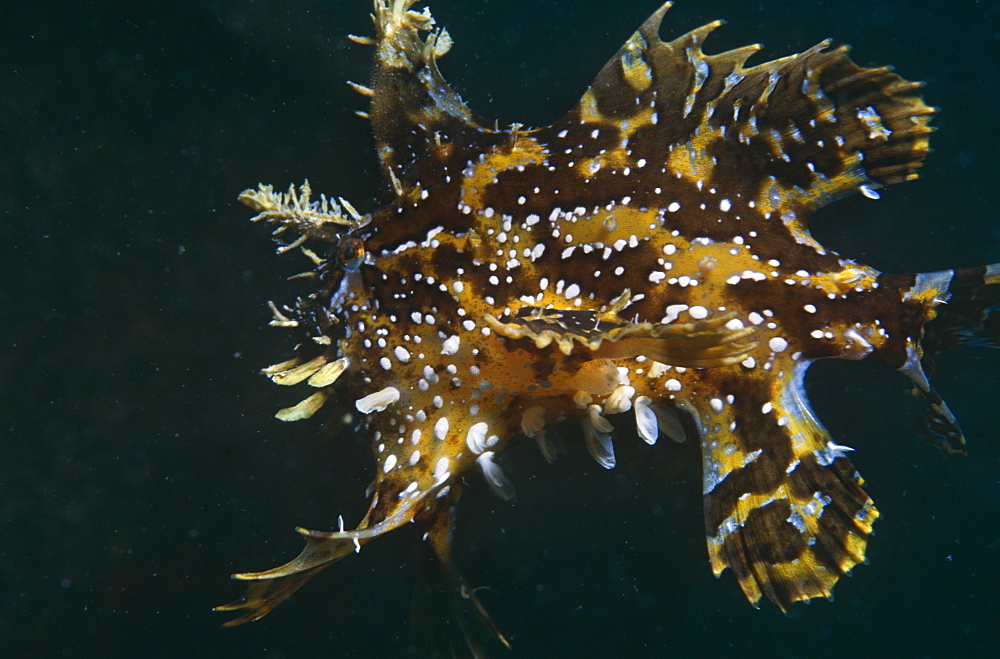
[700,365,878,611]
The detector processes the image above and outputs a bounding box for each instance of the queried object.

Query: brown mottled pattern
[219,1,998,648]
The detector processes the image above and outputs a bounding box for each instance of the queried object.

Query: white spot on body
[662,303,688,324]
[466,421,489,454]
[433,457,450,485]
[441,335,460,355]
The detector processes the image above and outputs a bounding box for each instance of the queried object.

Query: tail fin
[922,265,1000,353]
[902,264,1000,453]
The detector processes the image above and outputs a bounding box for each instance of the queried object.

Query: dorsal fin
[552,2,935,222]
[366,1,483,194]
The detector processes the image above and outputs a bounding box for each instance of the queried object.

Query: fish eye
[336,235,366,272]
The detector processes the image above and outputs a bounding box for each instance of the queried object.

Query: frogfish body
[217,1,1000,651]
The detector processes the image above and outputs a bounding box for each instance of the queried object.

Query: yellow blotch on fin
[620,30,654,92]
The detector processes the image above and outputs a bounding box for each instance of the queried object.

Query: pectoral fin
[486,307,756,368]
[215,499,419,626]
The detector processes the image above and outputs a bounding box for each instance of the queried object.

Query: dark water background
[2,0,998,655]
